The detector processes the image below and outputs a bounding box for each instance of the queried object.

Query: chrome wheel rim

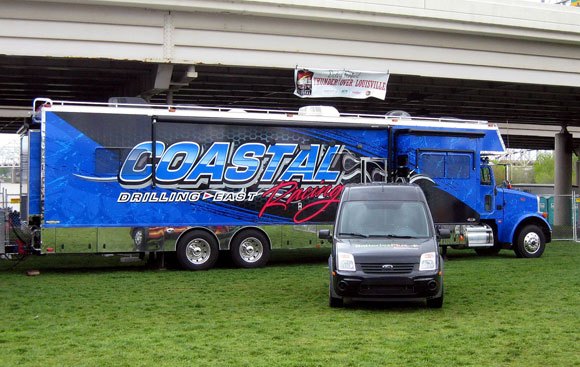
[523,232,541,254]
[239,237,263,263]
[185,239,211,264]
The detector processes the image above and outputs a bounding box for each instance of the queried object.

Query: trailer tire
[230,229,270,268]
[176,230,219,270]
[132,227,148,251]
[514,225,545,258]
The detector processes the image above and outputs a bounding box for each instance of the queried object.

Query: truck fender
[508,214,551,245]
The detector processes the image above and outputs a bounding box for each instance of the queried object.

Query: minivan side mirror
[437,227,451,239]
[318,229,332,240]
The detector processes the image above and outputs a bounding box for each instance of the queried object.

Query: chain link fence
[539,193,578,241]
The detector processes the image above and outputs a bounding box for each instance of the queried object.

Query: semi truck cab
[479,159,551,257]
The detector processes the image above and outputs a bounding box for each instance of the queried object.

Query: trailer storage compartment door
[54,228,98,253]
[28,130,42,217]
[394,127,483,224]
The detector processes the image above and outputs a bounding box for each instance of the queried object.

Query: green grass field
[1,242,578,367]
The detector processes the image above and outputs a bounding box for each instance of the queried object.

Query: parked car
[320,183,448,308]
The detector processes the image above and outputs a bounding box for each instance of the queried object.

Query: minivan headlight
[337,252,356,272]
[419,252,437,271]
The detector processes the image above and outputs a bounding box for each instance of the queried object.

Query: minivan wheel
[329,286,344,308]
[328,271,344,308]
[426,286,444,309]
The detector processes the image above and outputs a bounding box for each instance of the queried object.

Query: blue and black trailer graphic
[13,102,550,263]
[41,111,389,228]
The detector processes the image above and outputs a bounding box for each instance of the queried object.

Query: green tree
[0,167,11,182]
[533,153,578,184]
[533,153,555,184]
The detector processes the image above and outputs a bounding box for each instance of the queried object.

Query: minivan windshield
[337,200,432,239]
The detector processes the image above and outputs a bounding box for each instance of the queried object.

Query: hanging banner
[294,67,389,100]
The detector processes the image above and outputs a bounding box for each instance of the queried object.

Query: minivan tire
[329,287,344,308]
[426,287,444,309]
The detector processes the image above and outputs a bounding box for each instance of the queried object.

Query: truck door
[480,164,502,217]
[480,165,493,213]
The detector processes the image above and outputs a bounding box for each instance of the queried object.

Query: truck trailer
[1,99,551,269]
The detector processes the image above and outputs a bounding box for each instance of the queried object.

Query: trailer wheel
[230,229,270,268]
[176,230,219,270]
[514,225,545,258]
[132,227,147,251]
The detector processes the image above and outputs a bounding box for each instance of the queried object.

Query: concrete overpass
[0,1,578,140]
[1,0,579,224]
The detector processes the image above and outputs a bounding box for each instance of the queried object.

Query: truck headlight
[419,252,437,271]
[337,252,356,272]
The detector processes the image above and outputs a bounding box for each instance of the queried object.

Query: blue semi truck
[1,99,550,269]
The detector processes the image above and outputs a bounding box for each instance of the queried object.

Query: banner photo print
[294,67,389,100]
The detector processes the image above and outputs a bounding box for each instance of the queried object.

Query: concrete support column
[576,160,580,188]
[554,128,573,226]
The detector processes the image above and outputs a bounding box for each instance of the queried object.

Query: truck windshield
[337,201,431,239]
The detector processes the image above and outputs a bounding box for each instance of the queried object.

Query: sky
[0,133,19,145]
[0,134,20,165]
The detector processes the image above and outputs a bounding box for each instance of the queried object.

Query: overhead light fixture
[186,66,198,79]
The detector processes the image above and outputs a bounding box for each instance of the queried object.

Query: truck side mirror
[437,227,451,239]
[318,229,332,240]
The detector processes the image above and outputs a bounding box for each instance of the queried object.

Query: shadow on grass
[211,248,330,270]
[0,253,151,274]
[1,247,528,275]
[0,248,331,274]
[339,299,432,312]
[443,250,517,261]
